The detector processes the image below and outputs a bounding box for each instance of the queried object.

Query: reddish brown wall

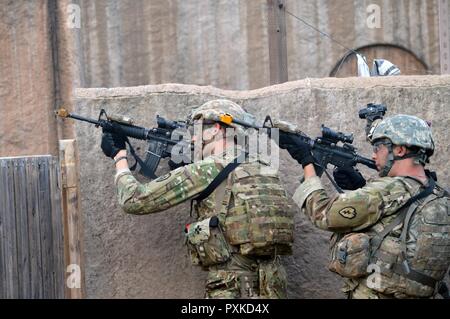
[0,0,77,158]
[77,0,443,89]
[0,1,57,156]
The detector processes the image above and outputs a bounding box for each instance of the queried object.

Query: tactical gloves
[101,130,126,159]
[333,167,366,190]
[278,131,366,188]
[278,131,315,168]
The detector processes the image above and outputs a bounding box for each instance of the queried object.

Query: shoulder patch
[338,207,357,219]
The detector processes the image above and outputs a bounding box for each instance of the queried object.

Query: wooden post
[439,0,450,74]
[267,0,288,84]
[59,139,85,298]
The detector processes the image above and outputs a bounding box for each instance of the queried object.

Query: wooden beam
[439,0,450,74]
[267,0,288,84]
[59,139,85,298]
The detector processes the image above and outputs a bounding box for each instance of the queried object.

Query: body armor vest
[331,176,450,298]
[223,160,295,256]
[193,158,295,258]
[369,178,450,297]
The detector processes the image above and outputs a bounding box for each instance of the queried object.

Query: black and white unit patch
[338,207,357,219]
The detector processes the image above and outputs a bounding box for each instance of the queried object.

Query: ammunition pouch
[205,256,288,299]
[328,232,371,278]
[185,216,231,267]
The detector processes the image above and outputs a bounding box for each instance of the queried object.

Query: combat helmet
[187,99,256,135]
[370,114,434,176]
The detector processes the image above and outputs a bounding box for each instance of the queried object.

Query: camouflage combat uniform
[293,114,450,299]
[115,146,293,299]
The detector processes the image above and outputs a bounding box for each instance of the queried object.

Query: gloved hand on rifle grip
[101,129,126,159]
[278,131,315,168]
[333,167,366,190]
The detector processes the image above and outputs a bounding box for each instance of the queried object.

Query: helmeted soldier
[279,114,450,299]
[101,99,295,298]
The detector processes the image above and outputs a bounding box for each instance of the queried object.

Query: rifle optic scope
[358,103,387,119]
[321,125,354,144]
[156,115,186,130]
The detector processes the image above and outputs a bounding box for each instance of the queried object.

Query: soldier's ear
[212,123,226,136]
[394,145,408,156]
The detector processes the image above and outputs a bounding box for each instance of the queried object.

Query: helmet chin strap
[394,151,427,166]
[379,143,426,177]
[379,143,395,177]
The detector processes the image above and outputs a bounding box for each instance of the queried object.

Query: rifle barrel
[356,155,376,169]
[68,113,102,125]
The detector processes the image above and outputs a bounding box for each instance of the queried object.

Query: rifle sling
[190,153,244,217]
[370,176,435,253]
[112,121,157,179]
[125,137,157,179]
[370,176,438,289]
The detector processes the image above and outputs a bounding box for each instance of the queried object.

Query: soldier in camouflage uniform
[278,114,450,299]
[100,99,295,298]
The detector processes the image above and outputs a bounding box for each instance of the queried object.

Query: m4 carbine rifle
[269,117,376,192]
[55,108,191,179]
[217,113,377,192]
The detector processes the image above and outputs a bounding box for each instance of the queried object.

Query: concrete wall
[76,0,444,90]
[74,75,450,298]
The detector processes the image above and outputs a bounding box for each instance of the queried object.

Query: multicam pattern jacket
[115,156,221,215]
[294,175,450,298]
